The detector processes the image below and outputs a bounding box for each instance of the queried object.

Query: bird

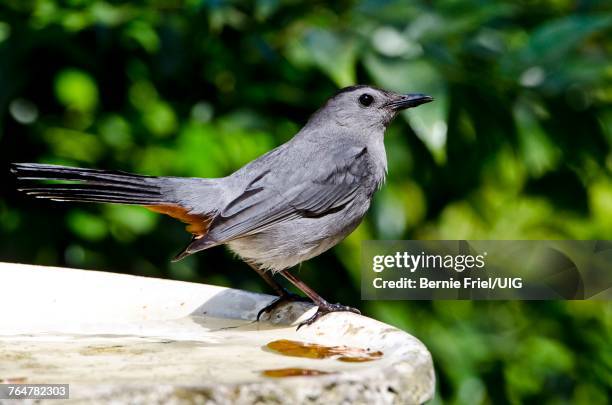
[11,85,433,328]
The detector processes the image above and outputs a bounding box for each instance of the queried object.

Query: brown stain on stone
[262,368,331,378]
[79,345,126,356]
[266,339,383,362]
[337,356,378,363]
[0,377,27,383]
[1,352,33,361]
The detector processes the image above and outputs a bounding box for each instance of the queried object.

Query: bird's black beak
[386,93,434,111]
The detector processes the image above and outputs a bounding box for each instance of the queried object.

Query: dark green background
[0,0,610,403]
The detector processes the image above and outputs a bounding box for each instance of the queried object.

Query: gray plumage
[12,85,432,274]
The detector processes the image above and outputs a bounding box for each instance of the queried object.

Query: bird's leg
[280,270,360,329]
[246,263,310,320]
[247,262,286,296]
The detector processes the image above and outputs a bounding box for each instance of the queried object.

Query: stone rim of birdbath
[0,262,435,404]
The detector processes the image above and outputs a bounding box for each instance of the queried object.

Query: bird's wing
[206,144,371,243]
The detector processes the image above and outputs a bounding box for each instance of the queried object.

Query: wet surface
[266,339,383,362]
[0,316,385,386]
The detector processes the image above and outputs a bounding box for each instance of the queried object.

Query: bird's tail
[11,163,222,260]
[11,163,169,205]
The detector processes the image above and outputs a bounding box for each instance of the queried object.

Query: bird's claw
[296,302,360,330]
[257,292,311,321]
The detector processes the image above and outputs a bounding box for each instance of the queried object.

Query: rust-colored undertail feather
[146,204,212,237]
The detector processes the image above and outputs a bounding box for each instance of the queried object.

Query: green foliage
[0,1,611,403]
[55,68,99,112]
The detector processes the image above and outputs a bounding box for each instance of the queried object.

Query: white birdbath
[0,262,434,404]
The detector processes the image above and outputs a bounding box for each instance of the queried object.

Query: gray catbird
[11,85,432,327]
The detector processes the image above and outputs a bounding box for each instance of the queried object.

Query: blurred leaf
[135,146,179,176]
[176,122,231,177]
[129,81,158,110]
[43,128,104,163]
[104,205,158,241]
[124,21,159,53]
[514,99,561,176]
[142,100,177,137]
[255,0,280,21]
[54,69,99,112]
[589,179,612,234]
[62,10,92,31]
[0,21,11,44]
[299,29,357,87]
[507,14,612,72]
[372,180,426,238]
[0,202,20,232]
[505,336,574,399]
[98,114,132,149]
[90,2,134,26]
[67,210,108,241]
[364,54,448,162]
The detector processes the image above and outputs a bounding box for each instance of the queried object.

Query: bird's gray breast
[221,135,386,271]
[227,192,371,271]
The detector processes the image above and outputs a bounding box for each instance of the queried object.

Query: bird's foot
[296,302,360,330]
[257,292,311,321]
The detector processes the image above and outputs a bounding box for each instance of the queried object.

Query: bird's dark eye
[358,94,374,107]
